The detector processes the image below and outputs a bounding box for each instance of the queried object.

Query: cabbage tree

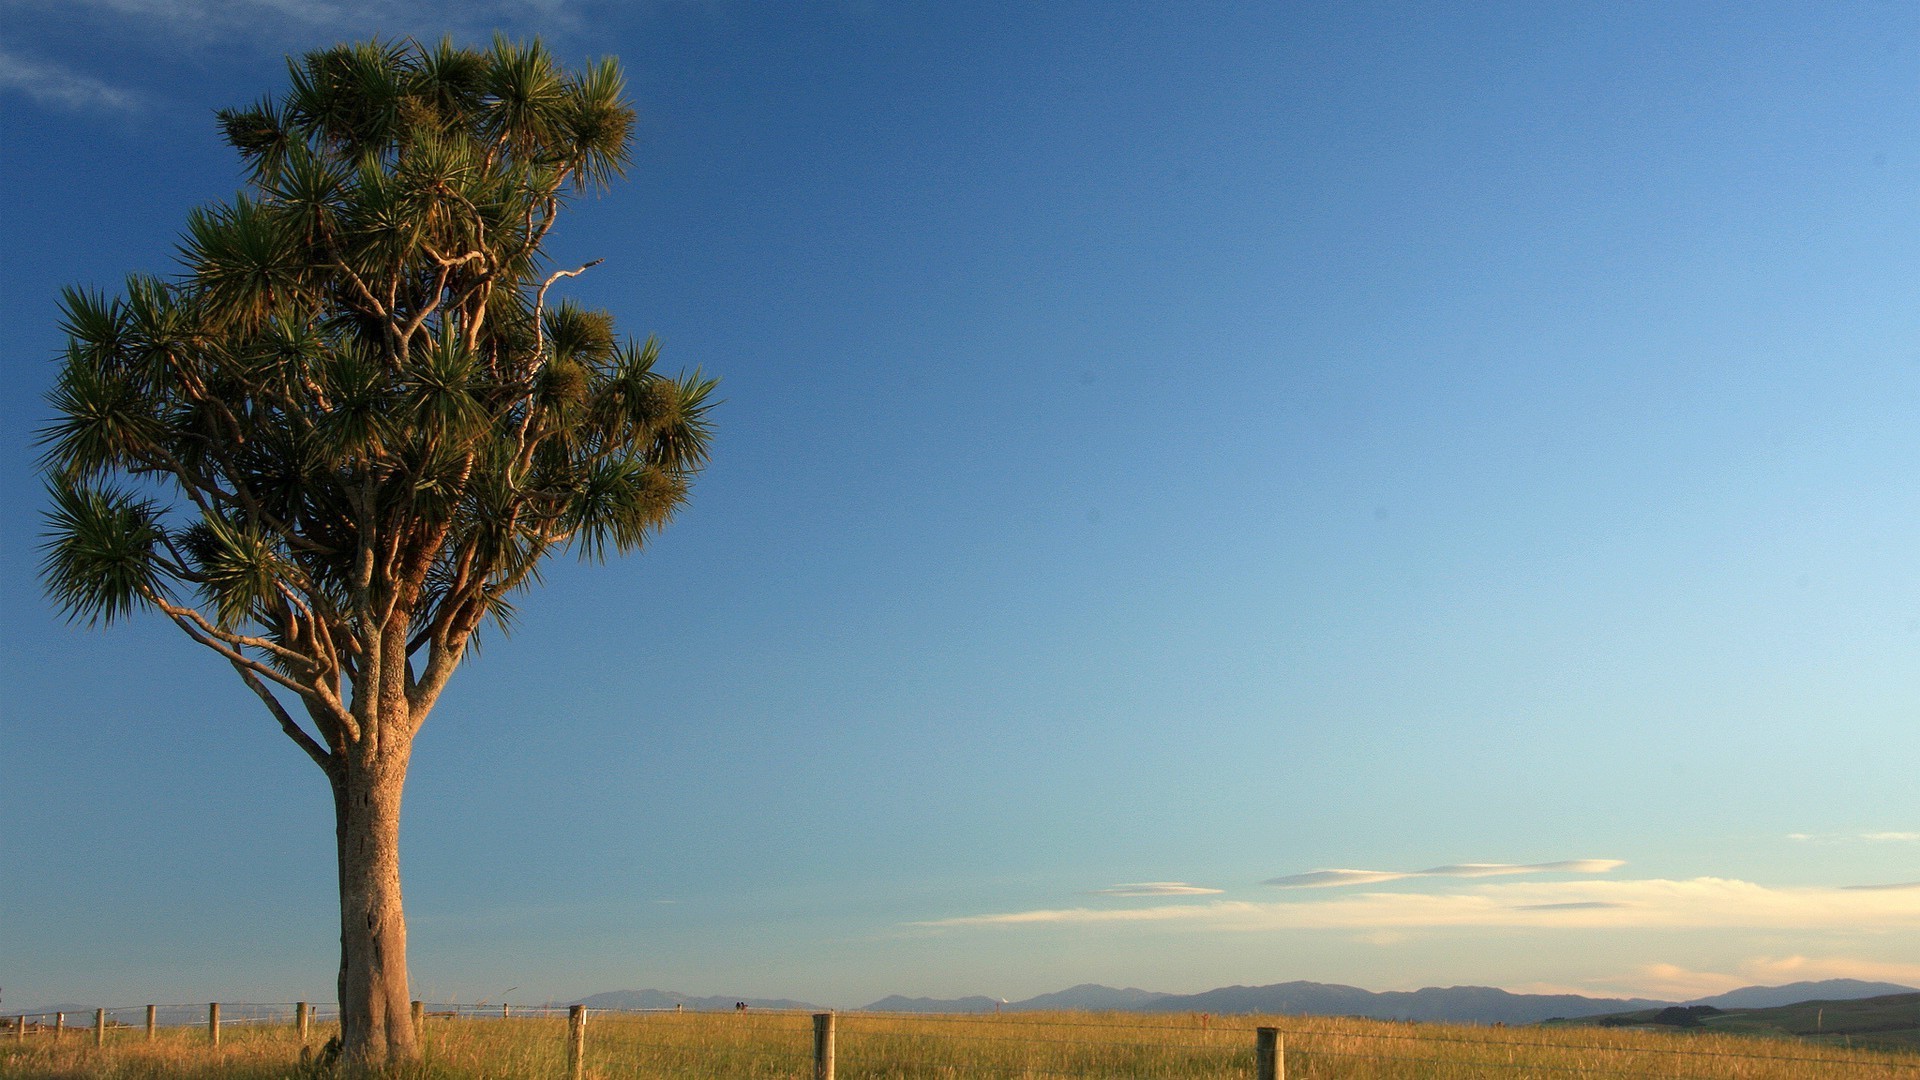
[39,37,714,1067]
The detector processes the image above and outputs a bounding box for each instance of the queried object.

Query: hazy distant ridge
[1685,979,1917,1009]
[1091,982,1668,1025]
[575,989,824,1012]
[840,978,1916,1026]
[864,994,1004,1014]
[23,978,1910,1026]
[1014,984,1174,1011]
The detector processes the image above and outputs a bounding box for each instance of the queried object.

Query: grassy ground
[4,1009,1919,1078]
[1544,991,1920,1051]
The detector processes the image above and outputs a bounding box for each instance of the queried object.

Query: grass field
[4,1008,1919,1078]
[1546,991,1920,1051]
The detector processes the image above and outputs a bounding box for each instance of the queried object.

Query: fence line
[8,1000,1918,1077]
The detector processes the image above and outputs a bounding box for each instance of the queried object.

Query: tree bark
[332,741,418,1067]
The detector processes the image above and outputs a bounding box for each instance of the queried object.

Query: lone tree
[39,38,713,1067]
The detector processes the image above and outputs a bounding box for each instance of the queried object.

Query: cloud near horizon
[914,877,1920,932]
[1580,956,1920,1001]
[1090,882,1223,897]
[1263,859,1624,889]
[1787,830,1920,843]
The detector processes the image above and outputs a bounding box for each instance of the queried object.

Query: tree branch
[151,593,356,735]
[531,259,602,361]
[231,658,334,771]
[155,596,313,669]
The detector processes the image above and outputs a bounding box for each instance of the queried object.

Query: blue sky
[5,1,1920,1010]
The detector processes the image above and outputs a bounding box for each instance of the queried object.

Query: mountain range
[577,978,1916,1027]
[23,978,1913,1029]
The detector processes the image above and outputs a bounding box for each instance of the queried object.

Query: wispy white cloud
[1787,830,1920,843]
[6,0,581,35]
[0,48,140,111]
[1263,860,1623,889]
[1735,954,1920,987]
[1090,882,1223,897]
[2,1,590,115]
[1584,956,1920,1001]
[915,877,1920,932]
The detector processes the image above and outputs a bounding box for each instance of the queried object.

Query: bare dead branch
[531,258,603,360]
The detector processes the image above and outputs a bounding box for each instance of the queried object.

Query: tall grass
[3,1009,1917,1079]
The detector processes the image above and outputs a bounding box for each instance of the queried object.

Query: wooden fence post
[95,1008,106,1047]
[813,1011,836,1080]
[567,1005,586,1080]
[411,1000,424,1030]
[1256,1026,1283,1080]
[297,1002,310,1043]
[53,1013,63,1042]
[208,1003,220,1047]
[146,1005,156,1041]
[13,1015,24,1041]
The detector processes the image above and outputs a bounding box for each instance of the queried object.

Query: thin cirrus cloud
[1602,956,1920,1001]
[1090,883,1223,897]
[1263,859,1624,889]
[12,0,579,37]
[0,49,139,112]
[913,877,1920,931]
[1787,831,1920,843]
[3,3,585,113]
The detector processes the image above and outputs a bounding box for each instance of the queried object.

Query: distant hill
[575,989,822,1012]
[1138,982,1667,1025]
[856,982,1659,1025]
[1132,979,1912,1024]
[861,994,1003,1013]
[1686,980,1917,1010]
[863,985,1174,1013]
[1011,984,1172,1011]
[571,977,1915,1028]
[1554,990,1920,1051]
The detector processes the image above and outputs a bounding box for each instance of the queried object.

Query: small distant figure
[735,1001,747,1012]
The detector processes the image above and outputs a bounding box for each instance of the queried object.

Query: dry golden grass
[3,1008,1917,1078]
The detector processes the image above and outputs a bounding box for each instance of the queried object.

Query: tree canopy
[39,36,713,1065]
[42,36,714,748]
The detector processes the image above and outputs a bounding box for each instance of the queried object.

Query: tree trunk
[332,741,418,1067]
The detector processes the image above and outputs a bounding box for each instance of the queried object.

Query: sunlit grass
[3,1009,1917,1078]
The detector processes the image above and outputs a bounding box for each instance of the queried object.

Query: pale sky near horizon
[6,1,1920,1011]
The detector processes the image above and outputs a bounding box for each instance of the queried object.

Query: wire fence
[7,1000,1920,1078]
